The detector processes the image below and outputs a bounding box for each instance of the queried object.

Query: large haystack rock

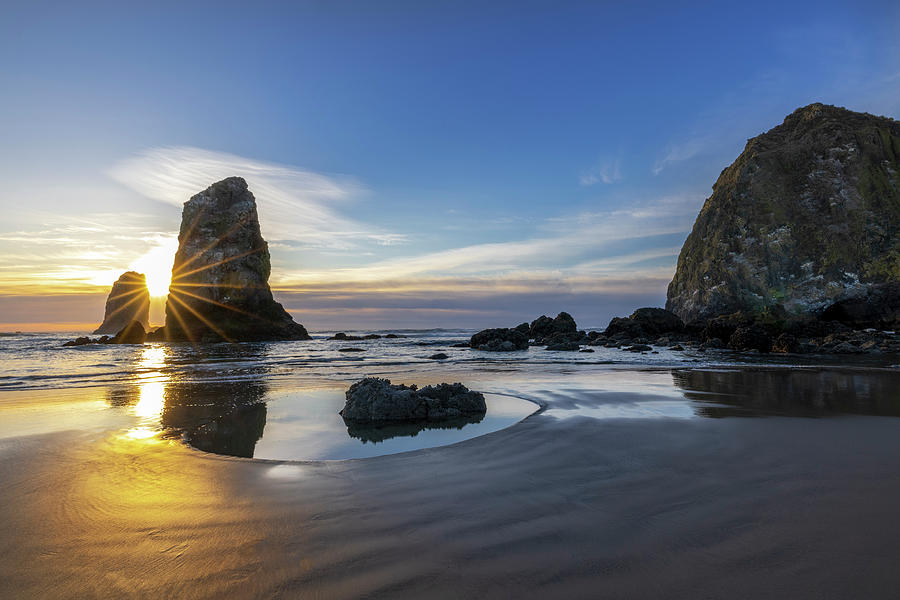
[163,177,310,342]
[667,103,900,326]
[94,271,150,335]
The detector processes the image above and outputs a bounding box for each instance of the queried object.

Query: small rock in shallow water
[340,377,486,422]
[546,342,581,351]
[470,328,529,351]
[624,344,652,352]
[428,353,449,360]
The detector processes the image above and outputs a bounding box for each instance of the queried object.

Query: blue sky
[1,0,898,330]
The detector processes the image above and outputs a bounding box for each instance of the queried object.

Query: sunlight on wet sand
[4,367,900,598]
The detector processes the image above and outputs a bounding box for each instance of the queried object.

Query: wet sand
[4,370,900,598]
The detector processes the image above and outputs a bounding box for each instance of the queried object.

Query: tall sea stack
[666,103,900,324]
[163,177,310,342]
[94,271,150,335]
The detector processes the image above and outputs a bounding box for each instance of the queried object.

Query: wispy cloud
[108,146,409,250]
[580,158,622,186]
[275,192,703,288]
[652,137,710,175]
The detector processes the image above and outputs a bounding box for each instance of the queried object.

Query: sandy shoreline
[3,368,900,598]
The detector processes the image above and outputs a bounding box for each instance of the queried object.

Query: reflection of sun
[129,237,179,297]
[132,345,168,422]
[135,381,165,418]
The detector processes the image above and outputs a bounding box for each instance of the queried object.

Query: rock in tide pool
[93,271,150,335]
[667,103,900,325]
[340,377,486,422]
[163,177,310,342]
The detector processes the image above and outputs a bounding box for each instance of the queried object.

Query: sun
[129,237,179,297]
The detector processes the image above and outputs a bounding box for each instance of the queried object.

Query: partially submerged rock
[604,317,644,339]
[63,322,145,346]
[529,312,577,343]
[629,308,684,335]
[469,328,529,351]
[111,320,146,344]
[471,311,585,351]
[93,271,150,335]
[164,177,310,342]
[340,377,486,422]
[329,332,382,341]
[546,341,581,351]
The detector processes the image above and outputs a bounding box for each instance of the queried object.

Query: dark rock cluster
[469,312,588,352]
[469,327,530,352]
[585,308,688,353]
[339,377,487,422]
[329,332,383,341]
[63,321,149,346]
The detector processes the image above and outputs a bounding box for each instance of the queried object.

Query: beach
[2,336,900,598]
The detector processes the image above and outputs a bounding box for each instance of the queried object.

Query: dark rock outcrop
[330,332,382,341]
[772,333,800,353]
[667,103,900,324]
[629,308,684,335]
[469,328,529,351]
[340,378,487,422]
[529,312,577,342]
[63,322,144,346]
[728,325,772,353]
[145,327,166,342]
[702,312,755,343]
[94,271,150,335]
[604,317,645,339]
[163,177,310,342]
[546,341,581,351]
[111,321,146,344]
[820,282,900,330]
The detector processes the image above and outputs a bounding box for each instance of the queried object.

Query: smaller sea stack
[94,271,150,335]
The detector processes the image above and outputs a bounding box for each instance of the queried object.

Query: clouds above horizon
[109,146,408,250]
[580,158,622,186]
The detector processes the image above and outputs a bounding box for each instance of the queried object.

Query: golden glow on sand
[123,427,160,440]
[128,237,179,297]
